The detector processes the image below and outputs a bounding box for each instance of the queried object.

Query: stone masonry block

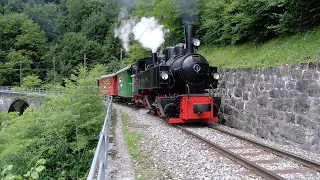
[310,105,320,115]
[235,101,244,110]
[296,115,315,129]
[280,124,306,144]
[272,99,293,112]
[291,67,302,79]
[308,82,320,97]
[245,100,258,112]
[238,78,246,88]
[285,80,295,90]
[285,113,296,124]
[302,70,313,79]
[275,78,285,89]
[308,62,317,70]
[258,95,268,108]
[300,63,309,70]
[296,80,309,93]
[281,66,291,77]
[243,92,249,101]
[312,72,319,80]
[234,88,242,98]
[269,89,279,98]
[293,95,311,115]
[257,124,270,139]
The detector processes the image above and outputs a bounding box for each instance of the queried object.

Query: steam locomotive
[98,24,220,123]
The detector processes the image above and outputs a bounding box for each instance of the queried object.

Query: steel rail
[175,125,285,180]
[209,125,320,172]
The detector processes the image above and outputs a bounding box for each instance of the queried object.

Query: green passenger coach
[116,65,133,98]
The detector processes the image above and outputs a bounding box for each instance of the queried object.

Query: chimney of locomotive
[185,24,195,54]
[152,53,157,64]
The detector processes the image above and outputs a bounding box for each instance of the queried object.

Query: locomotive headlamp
[192,38,201,47]
[160,72,169,80]
[213,73,220,80]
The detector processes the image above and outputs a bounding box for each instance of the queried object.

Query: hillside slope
[200,28,320,69]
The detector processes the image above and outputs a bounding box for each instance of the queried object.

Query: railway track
[175,124,320,180]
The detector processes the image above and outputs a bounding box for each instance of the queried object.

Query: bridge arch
[8,99,29,115]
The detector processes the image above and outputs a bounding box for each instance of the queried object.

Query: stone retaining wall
[214,62,320,153]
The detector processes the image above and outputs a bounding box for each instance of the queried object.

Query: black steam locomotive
[99,24,220,123]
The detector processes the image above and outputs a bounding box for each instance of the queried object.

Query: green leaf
[23,171,30,177]
[36,159,46,165]
[35,166,45,173]
[30,171,39,179]
[3,165,12,174]
[8,175,23,180]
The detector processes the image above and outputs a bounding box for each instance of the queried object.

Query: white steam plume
[114,8,135,52]
[132,17,165,53]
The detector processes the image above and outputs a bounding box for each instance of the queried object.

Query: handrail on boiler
[87,95,113,180]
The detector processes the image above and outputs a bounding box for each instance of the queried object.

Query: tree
[199,0,285,45]
[59,0,91,33]
[132,0,184,45]
[45,32,105,80]
[24,3,61,41]
[278,0,320,34]
[0,13,48,85]
[2,0,25,13]
[23,74,42,88]
[1,50,32,86]
[122,43,149,65]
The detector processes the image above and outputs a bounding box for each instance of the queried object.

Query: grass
[199,27,320,69]
[121,113,143,161]
[121,113,147,180]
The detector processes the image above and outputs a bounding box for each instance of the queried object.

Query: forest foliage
[0,65,107,179]
[1,0,320,86]
[0,0,121,86]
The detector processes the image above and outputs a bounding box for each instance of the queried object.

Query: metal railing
[0,86,13,91]
[87,95,113,180]
[0,86,63,95]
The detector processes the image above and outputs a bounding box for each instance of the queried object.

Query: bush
[22,74,42,88]
[199,0,320,45]
[278,0,320,34]
[0,65,107,179]
[200,0,286,44]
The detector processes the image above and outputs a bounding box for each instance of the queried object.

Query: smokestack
[165,47,175,61]
[152,53,157,64]
[184,24,195,54]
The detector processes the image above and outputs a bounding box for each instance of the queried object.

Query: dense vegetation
[0,65,106,179]
[0,0,121,86]
[1,0,320,86]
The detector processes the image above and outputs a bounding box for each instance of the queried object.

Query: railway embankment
[111,103,320,179]
[215,61,320,153]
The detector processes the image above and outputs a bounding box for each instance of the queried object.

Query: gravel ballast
[111,103,320,179]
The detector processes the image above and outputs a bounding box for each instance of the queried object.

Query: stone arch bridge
[0,86,54,114]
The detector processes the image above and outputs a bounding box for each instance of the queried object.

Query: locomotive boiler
[131,24,220,123]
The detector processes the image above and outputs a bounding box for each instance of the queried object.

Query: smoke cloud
[114,8,136,52]
[114,9,166,53]
[132,17,165,53]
